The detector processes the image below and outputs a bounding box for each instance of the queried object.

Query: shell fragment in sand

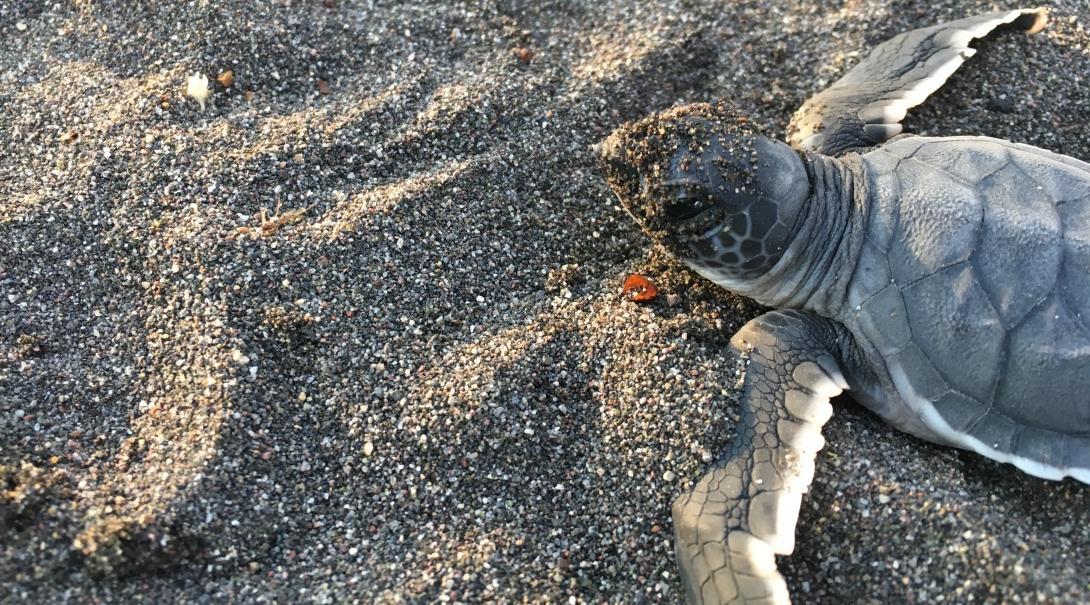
[186,73,211,110]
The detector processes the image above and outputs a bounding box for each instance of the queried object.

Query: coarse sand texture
[1,1,1088,604]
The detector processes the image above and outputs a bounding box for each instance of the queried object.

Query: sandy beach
[2,1,1088,603]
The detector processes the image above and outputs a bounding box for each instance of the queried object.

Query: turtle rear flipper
[674,311,848,604]
[786,7,1047,156]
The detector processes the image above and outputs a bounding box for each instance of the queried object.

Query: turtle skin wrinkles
[842,135,1090,474]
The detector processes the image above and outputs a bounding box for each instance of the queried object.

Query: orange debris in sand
[513,47,533,64]
[622,274,657,302]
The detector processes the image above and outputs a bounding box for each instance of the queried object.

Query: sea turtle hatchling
[599,7,1089,605]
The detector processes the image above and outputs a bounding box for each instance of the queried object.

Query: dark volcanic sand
[1,1,1088,603]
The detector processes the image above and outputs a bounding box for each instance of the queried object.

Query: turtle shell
[843,135,1090,481]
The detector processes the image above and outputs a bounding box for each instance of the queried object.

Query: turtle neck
[734,152,868,318]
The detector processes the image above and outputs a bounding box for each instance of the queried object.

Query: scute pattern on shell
[848,136,1090,473]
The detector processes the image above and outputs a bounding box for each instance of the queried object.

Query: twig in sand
[232,201,313,239]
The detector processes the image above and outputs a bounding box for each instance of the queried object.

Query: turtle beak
[599,127,646,224]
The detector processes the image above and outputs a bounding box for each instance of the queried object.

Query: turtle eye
[664,190,712,221]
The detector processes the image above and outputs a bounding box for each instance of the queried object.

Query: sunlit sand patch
[393,527,504,599]
[401,78,494,134]
[413,83,478,126]
[786,5,893,83]
[568,25,669,87]
[70,298,239,574]
[96,92,366,244]
[190,79,421,173]
[378,77,499,156]
[7,61,184,140]
[395,285,731,471]
[827,0,886,28]
[322,79,422,137]
[1,62,185,223]
[399,322,541,430]
[314,156,479,241]
[171,106,333,182]
[0,192,47,225]
[1037,13,1088,59]
[110,196,232,257]
[160,82,424,232]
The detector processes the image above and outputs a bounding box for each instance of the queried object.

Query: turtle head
[599,101,810,287]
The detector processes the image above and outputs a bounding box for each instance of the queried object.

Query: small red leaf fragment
[622,274,658,302]
[317,79,331,94]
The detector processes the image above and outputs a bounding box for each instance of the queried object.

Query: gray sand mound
[1,1,1087,603]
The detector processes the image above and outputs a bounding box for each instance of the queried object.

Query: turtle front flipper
[786,7,1047,156]
[674,311,848,605]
